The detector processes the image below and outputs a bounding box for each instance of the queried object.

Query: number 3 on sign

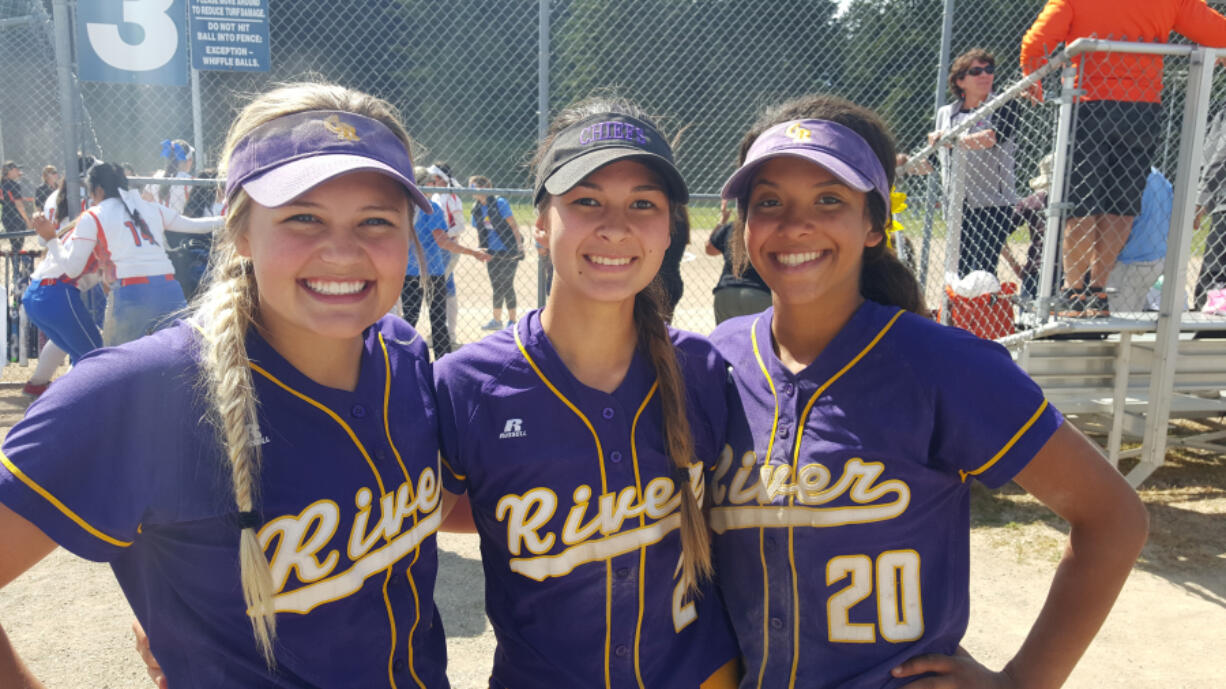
[826,549,923,643]
[86,0,179,72]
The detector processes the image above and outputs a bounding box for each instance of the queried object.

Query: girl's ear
[865,227,885,248]
[235,231,251,259]
[534,212,549,246]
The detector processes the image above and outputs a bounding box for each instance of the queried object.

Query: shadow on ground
[970,427,1226,610]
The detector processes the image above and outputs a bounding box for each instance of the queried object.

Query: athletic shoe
[1084,286,1111,318]
[21,382,49,397]
[1055,287,1088,318]
[481,319,502,330]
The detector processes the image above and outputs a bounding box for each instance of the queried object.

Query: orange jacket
[1021,0,1226,102]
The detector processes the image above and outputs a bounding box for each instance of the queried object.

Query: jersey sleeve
[60,212,101,278]
[921,325,1063,488]
[0,343,192,561]
[164,212,222,235]
[432,361,471,495]
[495,197,514,219]
[675,332,730,469]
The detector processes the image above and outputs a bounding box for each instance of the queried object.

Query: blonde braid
[194,194,278,663]
[634,279,714,595]
[194,81,425,663]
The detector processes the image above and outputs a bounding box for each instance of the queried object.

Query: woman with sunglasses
[930,48,1021,280]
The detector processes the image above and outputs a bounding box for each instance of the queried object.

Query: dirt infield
[1,365,1224,688]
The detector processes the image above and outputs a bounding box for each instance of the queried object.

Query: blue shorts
[104,275,187,346]
[22,280,104,362]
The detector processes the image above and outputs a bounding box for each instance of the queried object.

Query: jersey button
[350,404,368,419]
[615,567,630,579]
[614,644,630,658]
[610,450,623,463]
[783,382,795,397]
[764,536,776,551]
[602,407,615,420]
[778,426,791,439]
[393,658,406,672]
[770,617,784,630]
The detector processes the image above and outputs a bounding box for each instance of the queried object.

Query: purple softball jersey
[708,300,1063,689]
[0,317,448,689]
[434,310,739,689]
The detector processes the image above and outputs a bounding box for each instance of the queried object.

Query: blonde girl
[0,83,451,688]
[432,97,740,688]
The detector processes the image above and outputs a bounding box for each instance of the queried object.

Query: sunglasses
[965,65,995,77]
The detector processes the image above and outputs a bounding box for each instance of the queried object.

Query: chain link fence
[6,0,1226,367]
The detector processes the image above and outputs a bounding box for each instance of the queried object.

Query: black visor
[533,113,688,205]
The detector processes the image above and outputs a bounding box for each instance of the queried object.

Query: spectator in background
[1195,100,1226,310]
[427,161,467,338]
[403,167,489,357]
[1021,0,1226,317]
[146,139,195,214]
[1006,153,1053,301]
[930,49,1020,279]
[168,168,221,301]
[469,174,524,330]
[1107,167,1173,313]
[705,199,771,324]
[2,161,31,251]
[33,165,59,210]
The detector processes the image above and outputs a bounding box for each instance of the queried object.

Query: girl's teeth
[777,251,823,266]
[305,280,367,295]
[589,255,632,266]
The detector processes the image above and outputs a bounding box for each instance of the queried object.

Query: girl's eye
[630,199,657,210]
[817,195,844,206]
[752,197,781,208]
[284,213,319,224]
[361,216,393,227]
[572,197,600,207]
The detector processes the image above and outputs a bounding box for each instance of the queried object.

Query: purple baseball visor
[533,113,688,205]
[720,119,889,208]
[224,109,431,211]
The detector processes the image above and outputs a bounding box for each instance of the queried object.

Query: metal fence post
[52,0,80,214]
[1036,64,1078,320]
[536,0,551,308]
[919,0,955,289]
[1134,48,1215,487]
[191,68,206,167]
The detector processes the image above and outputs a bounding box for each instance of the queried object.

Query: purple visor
[720,119,889,208]
[224,109,431,211]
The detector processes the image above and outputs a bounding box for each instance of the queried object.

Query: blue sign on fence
[188,0,270,72]
[77,0,189,86]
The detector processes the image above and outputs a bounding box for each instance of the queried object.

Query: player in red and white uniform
[68,162,220,344]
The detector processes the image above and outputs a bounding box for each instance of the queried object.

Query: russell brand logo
[500,418,527,439]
